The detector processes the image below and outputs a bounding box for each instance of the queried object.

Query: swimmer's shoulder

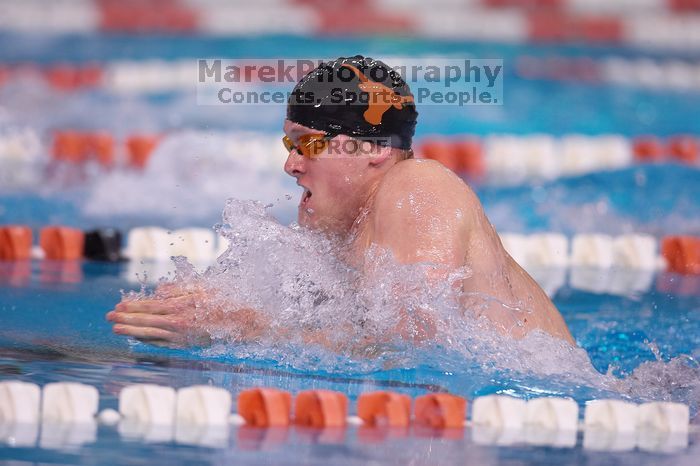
[376,159,481,213]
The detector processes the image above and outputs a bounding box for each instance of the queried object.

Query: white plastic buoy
[41,382,99,423]
[525,397,579,432]
[471,395,527,430]
[571,234,615,268]
[637,402,689,434]
[97,408,121,426]
[175,386,232,427]
[0,381,41,424]
[119,384,176,425]
[584,400,638,433]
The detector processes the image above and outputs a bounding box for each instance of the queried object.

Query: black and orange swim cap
[287,55,418,150]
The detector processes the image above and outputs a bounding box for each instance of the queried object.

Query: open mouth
[300,188,312,207]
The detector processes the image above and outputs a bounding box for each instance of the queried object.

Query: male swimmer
[107,56,574,347]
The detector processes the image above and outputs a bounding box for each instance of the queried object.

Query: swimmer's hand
[106,284,271,348]
[106,285,213,348]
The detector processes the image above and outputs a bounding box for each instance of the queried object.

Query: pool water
[1,33,700,465]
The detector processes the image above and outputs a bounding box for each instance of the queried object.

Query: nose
[284,150,306,178]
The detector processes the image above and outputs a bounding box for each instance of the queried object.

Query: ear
[368,144,394,167]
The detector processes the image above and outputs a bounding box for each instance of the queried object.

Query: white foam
[41,382,99,423]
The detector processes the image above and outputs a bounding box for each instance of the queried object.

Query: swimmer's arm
[106,288,343,350]
[369,163,474,340]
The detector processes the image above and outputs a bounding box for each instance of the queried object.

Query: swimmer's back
[368,159,575,343]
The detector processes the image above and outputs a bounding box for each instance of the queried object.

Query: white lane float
[41,382,99,423]
[175,386,232,449]
[526,233,570,268]
[525,397,579,447]
[571,234,615,269]
[0,381,41,424]
[471,395,527,430]
[612,234,658,270]
[125,227,172,261]
[175,385,232,427]
[583,400,639,451]
[584,399,639,433]
[119,384,176,426]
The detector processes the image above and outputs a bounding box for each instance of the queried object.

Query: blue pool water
[1,33,700,465]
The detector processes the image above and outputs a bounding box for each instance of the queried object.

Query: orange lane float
[633,137,666,162]
[52,131,89,163]
[357,391,411,428]
[294,390,348,428]
[418,139,461,173]
[661,236,700,275]
[238,388,292,427]
[52,131,114,166]
[98,0,198,33]
[126,135,159,169]
[454,139,484,178]
[0,226,33,261]
[667,136,699,164]
[88,132,116,167]
[39,227,85,260]
[414,393,466,429]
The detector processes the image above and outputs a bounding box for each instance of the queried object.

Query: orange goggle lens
[282,134,330,158]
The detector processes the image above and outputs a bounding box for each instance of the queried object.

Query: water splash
[148,198,699,413]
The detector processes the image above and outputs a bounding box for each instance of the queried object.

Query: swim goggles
[282,133,333,159]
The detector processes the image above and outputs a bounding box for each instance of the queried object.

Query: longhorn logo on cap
[340,64,414,126]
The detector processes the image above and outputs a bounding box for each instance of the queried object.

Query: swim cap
[287,55,418,150]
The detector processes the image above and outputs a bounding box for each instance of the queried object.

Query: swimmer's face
[283,120,390,234]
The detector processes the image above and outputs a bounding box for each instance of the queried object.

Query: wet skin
[107,121,575,347]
